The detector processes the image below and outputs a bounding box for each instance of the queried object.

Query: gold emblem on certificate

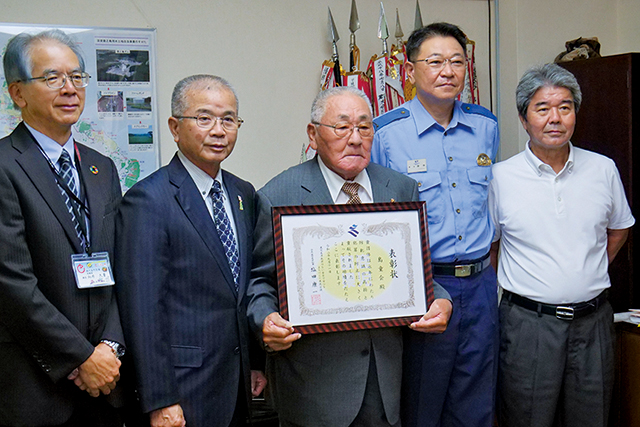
[477,153,492,166]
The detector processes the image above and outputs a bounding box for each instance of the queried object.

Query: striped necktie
[58,149,85,246]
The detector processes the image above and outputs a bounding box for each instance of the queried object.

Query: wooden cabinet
[611,322,640,426]
[559,54,639,312]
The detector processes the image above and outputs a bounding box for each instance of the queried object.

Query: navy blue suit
[115,154,258,427]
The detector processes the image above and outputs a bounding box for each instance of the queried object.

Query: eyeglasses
[23,71,91,89]
[312,121,374,138]
[413,56,466,71]
[174,114,244,131]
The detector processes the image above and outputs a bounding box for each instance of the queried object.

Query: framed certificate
[272,202,433,334]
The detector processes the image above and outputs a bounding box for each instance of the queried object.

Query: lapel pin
[89,165,99,174]
[390,198,396,203]
[238,195,244,211]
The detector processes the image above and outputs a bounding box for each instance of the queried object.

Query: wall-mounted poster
[0,23,160,193]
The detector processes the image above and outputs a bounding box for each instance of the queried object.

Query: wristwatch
[101,340,125,359]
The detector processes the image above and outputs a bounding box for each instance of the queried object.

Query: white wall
[4,0,638,185]
[616,0,640,54]
[1,0,494,189]
[496,0,640,161]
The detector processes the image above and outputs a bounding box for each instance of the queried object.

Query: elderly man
[115,75,266,427]
[0,30,125,426]
[489,63,635,426]
[371,22,500,427]
[247,86,453,427]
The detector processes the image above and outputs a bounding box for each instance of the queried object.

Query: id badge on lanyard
[72,252,115,288]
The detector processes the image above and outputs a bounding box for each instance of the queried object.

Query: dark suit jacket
[115,154,258,427]
[247,158,449,427]
[0,122,124,426]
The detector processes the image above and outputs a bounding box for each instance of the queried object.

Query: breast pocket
[171,345,203,368]
[412,171,445,224]
[467,166,492,218]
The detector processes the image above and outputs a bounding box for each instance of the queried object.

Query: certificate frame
[273,202,433,334]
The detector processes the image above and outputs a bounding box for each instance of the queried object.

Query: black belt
[502,289,607,321]
[432,253,491,278]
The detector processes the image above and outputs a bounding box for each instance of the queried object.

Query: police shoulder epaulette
[461,103,497,122]
[373,107,411,131]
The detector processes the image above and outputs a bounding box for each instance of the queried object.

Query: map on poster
[0,24,160,192]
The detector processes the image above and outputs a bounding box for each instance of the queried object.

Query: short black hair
[406,22,467,62]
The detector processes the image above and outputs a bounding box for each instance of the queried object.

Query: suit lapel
[223,171,250,302]
[300,159,394,204]
[367,164,394,203]
[168,156,237,295]
[13,124,84,253]
[300,158,334,205]
[76,144,106,249]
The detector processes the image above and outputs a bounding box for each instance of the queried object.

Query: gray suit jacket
[247,158,448,427]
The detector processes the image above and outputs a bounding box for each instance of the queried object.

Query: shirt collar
[317,156,372,203]
[410,98,474,135]
[177,151,224,197]
[524,141,575,176]
[24,122,75,169]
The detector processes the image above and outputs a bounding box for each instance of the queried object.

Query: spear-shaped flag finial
[378,2,389,55]
[395,8,404,46]
[349,0,360,71]
[414,0,424,31]
[328,7,342,85]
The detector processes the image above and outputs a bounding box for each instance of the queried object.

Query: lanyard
[34,141,92,253]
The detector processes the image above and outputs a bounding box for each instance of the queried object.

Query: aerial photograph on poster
[96,49,150,83]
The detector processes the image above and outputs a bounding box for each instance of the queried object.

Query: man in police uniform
[371,22,499,427]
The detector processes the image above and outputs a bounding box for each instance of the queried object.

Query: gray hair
[171,74,239,117]
[310,86,372,123]
[3,29,85,85]
[516,63,582,119]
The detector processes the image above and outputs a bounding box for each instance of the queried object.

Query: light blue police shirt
[372,97,499,263]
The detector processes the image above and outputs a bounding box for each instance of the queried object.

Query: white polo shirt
[489,142,634,304]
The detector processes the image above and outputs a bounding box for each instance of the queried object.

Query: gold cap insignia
[477,153,492,166]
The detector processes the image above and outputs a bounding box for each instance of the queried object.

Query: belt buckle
[454,265,471,278]
[556,306,575,320]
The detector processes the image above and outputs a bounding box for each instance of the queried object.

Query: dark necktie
[210,180,240,291]
[342,181,362,204]
[58,149,85,246]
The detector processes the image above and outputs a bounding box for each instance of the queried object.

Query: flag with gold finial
[388,8,410,104]
[344,0,372,102]
[320,7,343,90]
[367,2,405,117]
[403,0,425,101]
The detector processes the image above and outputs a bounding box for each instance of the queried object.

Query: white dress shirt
[317,156,373,204]
[177,151,239,242]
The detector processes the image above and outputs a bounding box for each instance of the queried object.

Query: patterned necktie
[58,149,85,246]
[210,180,240,291]
[342,181,362,204]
